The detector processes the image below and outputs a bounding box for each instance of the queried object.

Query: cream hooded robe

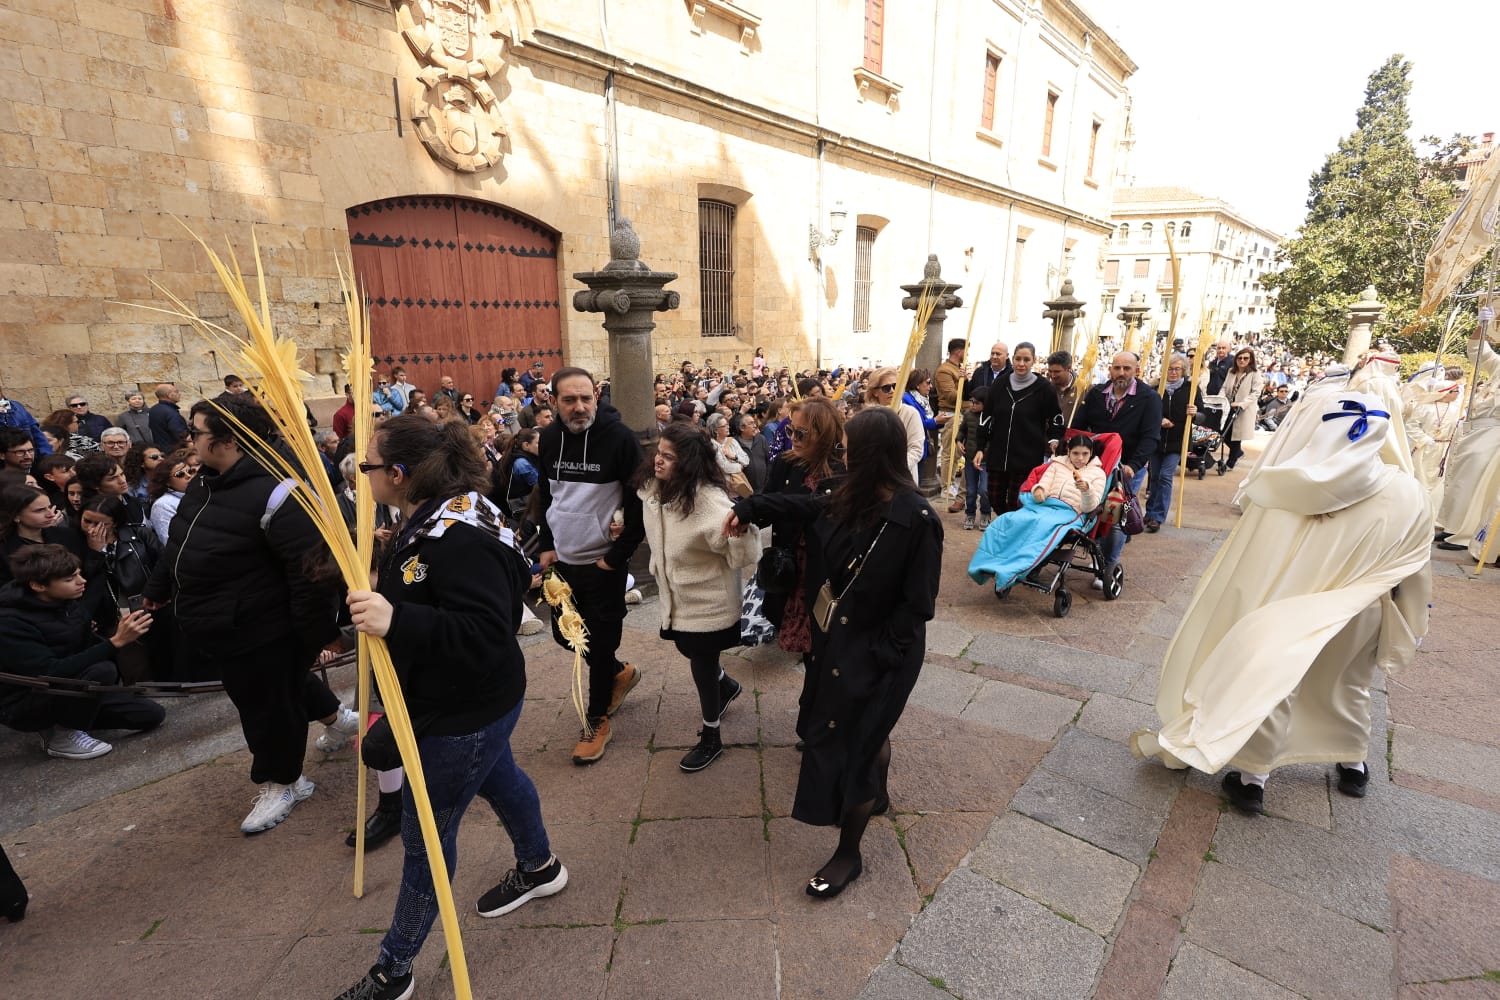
[1132,391,1432,775]
[1438,339,1500,551]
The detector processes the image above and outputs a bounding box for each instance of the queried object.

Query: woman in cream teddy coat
[638,423,762,773]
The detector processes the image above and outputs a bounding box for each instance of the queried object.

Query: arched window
[1179,221,1192,239]
[1141,222,1153,243]
[1117,223,1129,243]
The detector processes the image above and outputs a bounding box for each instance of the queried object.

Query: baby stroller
[966,431,1125,618]
[1186,394,1228,478]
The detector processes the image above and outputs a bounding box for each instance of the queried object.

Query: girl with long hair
[122,442,166,502]
[760,397,845,655]
[73,453,145,526]
[635,423,761,772]
[0,485,84,583]
[491,426,540,517]
[728,406,941,898]
[337,414,567,1000]
[147,450,198,546]
[44,410,99,460]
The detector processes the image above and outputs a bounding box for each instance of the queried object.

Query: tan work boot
[572,717,611,765]
[606,663,641,716]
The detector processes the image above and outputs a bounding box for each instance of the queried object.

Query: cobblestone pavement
[3,438,1499,999]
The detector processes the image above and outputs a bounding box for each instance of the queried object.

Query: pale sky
[1094,0,1500,238]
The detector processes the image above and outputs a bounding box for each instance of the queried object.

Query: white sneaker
[315,705,360,752]
[978,513,992,529]
[44,728,113,760]
[1091,577,1104,591]
[624,588,643,606]
[518,615,545,636]
[963,516,974,530]
[241,776,315,834]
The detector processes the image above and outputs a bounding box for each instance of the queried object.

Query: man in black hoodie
[143,395,350,835]
[0,544,162,760]
[536,367,646,764]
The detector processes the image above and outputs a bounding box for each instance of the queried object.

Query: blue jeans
[379,700,550,975]
[964,463,991,516]
[1145,451,1180,524]
[1102,466,1148,564]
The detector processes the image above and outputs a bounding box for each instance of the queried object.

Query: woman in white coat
[637,422,762,772]
[864,366,924,484]
[1220,347,1263,471]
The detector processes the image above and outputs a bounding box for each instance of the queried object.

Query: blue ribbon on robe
[1321,399,1389,441]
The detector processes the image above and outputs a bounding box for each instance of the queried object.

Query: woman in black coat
[729,406,942,899]
[974,342,1063,514]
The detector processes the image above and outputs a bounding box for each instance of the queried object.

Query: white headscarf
[1244,391,1396,515]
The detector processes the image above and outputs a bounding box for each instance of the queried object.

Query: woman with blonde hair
[863,367,923,484]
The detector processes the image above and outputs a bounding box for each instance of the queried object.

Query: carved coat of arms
[395,0,509,172]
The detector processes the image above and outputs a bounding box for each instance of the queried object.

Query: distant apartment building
[1105,187,1282,348]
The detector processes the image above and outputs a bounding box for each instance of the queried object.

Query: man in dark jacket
[536,367,645,765]
[1071,351,1163,573]
[147,383,189,450]
[1203,341,1235,396]
[144,395,350,835]
[64,395,113,443]
[965,341,1012,399]
[0,544,162,760]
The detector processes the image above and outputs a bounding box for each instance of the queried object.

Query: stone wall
[0,0,1132,416]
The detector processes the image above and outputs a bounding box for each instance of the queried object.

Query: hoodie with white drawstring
[534,403,645,569]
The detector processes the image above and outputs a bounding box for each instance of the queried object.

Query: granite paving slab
[605,919,778,1000]
[1330,779,1500,882]
[1185,864,1393,1000]
[1077,692,1160,744]
[1010,768,1167,865]
[959,679,1081,741]
[906,662,984,717]
[1392,724,1500,799]
[1038,728,1183,814]
[965,633,1143,695]
[855,962,960,1000]
[898,869,1106,1000]
[1390,854,1500,986]
[970,811,1140,934]
[1159,942,1302,1000]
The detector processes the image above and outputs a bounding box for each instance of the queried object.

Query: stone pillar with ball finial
[900,254,964,495]
[1342,285,1384,367]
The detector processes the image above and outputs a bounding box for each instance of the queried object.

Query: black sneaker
[679,727,724,772]
[333,964,413,1000]
[717,675,743,722]
[476,857,569,918]
[1221,771,1264,815]
[1335,763,1370,798]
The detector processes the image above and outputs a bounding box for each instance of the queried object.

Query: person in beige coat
[1132,390,1431,815]
[864,367,924,485]
[638,423,762,773]
[1218,347,1263,471]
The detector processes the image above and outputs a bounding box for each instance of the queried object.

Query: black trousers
[550,561,627,719]
[213,636,340,785]
[3,661,165,734]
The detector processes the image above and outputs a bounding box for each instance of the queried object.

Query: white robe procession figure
[1132,391,1432,812]
[1231,365,1352,510]
[1346,352,1415,476]
[1404,381,1461,500]
[1437,334,1500,550]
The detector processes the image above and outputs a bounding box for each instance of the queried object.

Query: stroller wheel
[1053,588,1072,618]
[1104,562,1125,601]
[1197,468,1205,480]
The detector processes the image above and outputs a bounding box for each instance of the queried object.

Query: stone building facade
[1106,186,1282,348]
[0,0,1133,413]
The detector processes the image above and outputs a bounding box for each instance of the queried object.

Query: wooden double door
[347,195,564,400]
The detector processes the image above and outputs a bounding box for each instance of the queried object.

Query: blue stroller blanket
[967,495,1088,592]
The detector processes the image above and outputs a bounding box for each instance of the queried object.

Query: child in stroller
[1186,395,1226,479]
[967,432,1124,617]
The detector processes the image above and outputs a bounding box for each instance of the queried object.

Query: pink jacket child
[1031,451,1106,514]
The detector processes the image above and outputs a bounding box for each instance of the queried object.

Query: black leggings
[552,561,627,719]
[687,651,724,725]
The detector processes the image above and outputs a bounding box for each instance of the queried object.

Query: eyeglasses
[171,468,194,479]
[378,381,389,386]
[791,427,810,441]
[186,428,211,439]
[462,397,473,403]
[6,446,35,456]
[357,462,396,475]
[68,401,88,408]
[145,453,163,461]
[876,384,896,393]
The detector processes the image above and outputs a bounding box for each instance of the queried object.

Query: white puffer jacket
[639,480,762,633]
[1032,455,1106,513]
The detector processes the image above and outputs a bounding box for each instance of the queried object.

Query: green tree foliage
[1266,56,1468,354]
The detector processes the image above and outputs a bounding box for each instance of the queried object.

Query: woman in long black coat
[974,341,1064,513]
[730,407,942,899]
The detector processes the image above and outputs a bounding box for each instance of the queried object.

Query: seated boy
[0,544,164,760]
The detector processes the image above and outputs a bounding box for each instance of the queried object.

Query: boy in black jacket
[0,544,163,760]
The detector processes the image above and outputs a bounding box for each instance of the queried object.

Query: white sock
[1339,761,1366,773]
[377,767,405,794]
[1242,772,1269,787]
[701,718,720,729]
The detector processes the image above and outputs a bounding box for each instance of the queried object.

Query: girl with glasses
[122,443,166,503]
[146,449,198,547]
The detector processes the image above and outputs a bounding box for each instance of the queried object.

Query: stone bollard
[900,254,964,497]
[1342,285,1384,367]
[572,219,681,438]
[1043,278,1087,358]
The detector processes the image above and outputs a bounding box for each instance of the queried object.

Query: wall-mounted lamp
[808,201,847,262]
